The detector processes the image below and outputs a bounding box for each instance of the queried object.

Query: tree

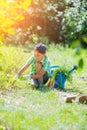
[7,0,65,44]
[0,0,31,40]
[61,0,87,47]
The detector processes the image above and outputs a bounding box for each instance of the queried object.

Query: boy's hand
[49,79,53,88]
[15,74,20,78]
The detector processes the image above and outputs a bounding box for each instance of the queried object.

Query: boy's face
[34,50,45,62]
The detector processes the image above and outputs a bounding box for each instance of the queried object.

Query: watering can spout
[69,65,78,74]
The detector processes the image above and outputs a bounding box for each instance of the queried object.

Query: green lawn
[0,44,87,130]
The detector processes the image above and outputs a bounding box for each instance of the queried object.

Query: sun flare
[0,0,31,34]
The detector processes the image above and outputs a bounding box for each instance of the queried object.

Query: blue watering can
[50,65,77,89]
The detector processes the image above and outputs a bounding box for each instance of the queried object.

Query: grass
[0,44,87,130]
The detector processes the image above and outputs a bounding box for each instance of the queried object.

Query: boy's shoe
[28,79,39,89]
[28,81,36,88]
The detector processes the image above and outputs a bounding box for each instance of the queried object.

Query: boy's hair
[34,43,46,54]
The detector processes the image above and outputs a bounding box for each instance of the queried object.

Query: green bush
[62,0,87,47]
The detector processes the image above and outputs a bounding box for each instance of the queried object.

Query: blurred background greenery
[0,0,87,48]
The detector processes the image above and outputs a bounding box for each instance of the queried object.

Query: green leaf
[83,36,87,44]
[78,58,84,70]
[75,46,82,56]
[19,75,26,80]
[71,40,81,49]
[0,66,3,71]
[0,125,5,130]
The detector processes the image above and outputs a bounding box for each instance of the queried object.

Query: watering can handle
[69,65,78,74]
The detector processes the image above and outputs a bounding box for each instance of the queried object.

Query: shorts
[32,72,49,87]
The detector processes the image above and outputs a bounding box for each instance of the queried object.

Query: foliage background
[0,0,87,47]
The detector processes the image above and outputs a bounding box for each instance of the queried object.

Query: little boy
[16,43,51,88]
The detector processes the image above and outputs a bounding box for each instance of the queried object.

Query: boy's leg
[43,72,49,84]
[35,62,49,86]
[36,62,42,73]
[35,62,43,86]
[31,79,39,88]
[37,72,49,86]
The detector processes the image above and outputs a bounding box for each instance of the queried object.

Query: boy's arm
[16,56,34,77]
[17,63,30,75]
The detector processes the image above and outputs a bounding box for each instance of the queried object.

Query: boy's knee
[36,62,42,73]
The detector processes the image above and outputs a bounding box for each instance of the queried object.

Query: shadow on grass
[34,86,52,93]
[66,87,86,94]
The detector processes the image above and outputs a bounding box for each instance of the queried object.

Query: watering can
[50,65,77,89]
